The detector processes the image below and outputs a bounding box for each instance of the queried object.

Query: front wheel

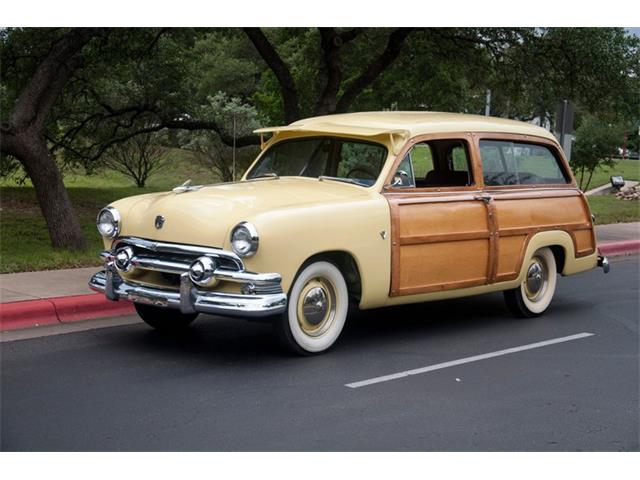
[135,303,198,331]
[273,260,349,355]
[504,247,557,318]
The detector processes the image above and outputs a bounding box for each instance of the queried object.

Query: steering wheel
[345,166,377,179]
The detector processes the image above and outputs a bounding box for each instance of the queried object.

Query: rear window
[479,140,569,186]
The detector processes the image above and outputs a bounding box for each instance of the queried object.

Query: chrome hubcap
[524,257,548,301]
[302,286,328,325]
[297,278,336,337]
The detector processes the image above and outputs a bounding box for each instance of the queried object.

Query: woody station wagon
[90,112,609,354]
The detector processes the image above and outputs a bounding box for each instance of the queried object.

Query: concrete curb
[1,293,134,332]
[1,239,638,333]
[598,240,640,257]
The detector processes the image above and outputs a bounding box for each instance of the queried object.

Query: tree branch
[9,28,103,132]
[315,28,344,115]
[243,27,300,123]
[336,28,414,113]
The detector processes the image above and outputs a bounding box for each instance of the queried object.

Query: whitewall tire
[504,247,557,318]
[273,260,349,355]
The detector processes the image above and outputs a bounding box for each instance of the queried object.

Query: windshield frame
[243,135,391,188]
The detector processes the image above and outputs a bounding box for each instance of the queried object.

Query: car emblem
[155,215,165,229]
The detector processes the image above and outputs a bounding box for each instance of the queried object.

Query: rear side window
[479,140,569,186]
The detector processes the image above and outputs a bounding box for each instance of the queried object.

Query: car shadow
[109,291,519,366]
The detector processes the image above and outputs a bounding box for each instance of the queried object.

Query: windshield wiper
[318,176,368,187]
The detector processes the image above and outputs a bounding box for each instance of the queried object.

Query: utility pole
[485,89,491,116]
[559,99,568,148]
[232,112,237,182]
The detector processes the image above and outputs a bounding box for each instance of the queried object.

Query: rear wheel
[504,247,557,318]
[134,303,198,331]
[273,260,349,355]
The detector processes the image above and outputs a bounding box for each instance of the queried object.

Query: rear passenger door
[384,134,496,296]
[476,135,596,283]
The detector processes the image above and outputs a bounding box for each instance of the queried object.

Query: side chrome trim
[89,270,287,318]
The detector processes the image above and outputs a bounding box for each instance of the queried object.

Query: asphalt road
[2,256,638,451]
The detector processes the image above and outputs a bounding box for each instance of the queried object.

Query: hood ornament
[155,215,165,229]
[172,179,203,194]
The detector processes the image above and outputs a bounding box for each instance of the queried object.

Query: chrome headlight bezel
[96,206,121,239]
[230,221,259,258]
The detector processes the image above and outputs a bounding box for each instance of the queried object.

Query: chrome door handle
[474,194,492,204]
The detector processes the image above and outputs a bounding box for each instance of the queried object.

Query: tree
[1,28,102,249]
[178,93,260,182]
[244,27,414,123]
[571,116,625,191]
[105,133,167,187]
[1,28,240,249]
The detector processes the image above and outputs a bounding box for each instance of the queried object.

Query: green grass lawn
[587,195,640,225]
[579,158,640,190]
[1,150,221,273]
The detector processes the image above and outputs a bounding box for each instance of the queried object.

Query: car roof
[255,111,558,143]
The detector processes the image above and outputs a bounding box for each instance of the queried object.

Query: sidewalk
[594,222,639,243]
[1,222,638,331]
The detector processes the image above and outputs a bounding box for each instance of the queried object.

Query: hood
[111,177,374,247]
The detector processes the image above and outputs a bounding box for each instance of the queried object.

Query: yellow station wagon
[90,112,609,354]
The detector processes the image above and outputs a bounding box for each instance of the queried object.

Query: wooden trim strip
[397,277,487,296]
[400,230,490,246]
[499,223,592,238]
[486,199,499,282]
[388,197,402,296]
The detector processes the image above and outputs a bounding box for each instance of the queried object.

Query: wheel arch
[301,250,363,305]
[516,230,576,282]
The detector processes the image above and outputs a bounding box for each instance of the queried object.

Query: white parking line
[345,332,595,389]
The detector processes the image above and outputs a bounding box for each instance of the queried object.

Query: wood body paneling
[387,193,492,295]
[384,132,596,297]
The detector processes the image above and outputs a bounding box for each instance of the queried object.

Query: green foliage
[178,93,261,181]
[572,116,626,190]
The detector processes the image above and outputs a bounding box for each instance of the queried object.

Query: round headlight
[97,207,120,238]
[230,222,259,257]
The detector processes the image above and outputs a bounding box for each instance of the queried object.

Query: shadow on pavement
[109,291,516,364]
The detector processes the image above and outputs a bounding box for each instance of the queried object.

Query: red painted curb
[52,294,135,323]
[0,293,135,331]
[0,299,59,330]
[598,240,640,257]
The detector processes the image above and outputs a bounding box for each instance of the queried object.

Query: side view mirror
[390,170,410,188]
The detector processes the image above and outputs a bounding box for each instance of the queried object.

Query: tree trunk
[584,168,596,192]
[18,133,87,250]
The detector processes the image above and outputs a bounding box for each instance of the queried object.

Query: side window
[391,139,473,189]
[411,143,434,178]
[451,145,469,172]
[480,140,569,186]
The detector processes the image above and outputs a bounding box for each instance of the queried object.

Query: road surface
[2,256,638,451]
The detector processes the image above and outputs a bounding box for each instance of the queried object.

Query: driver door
[384,135,497,296]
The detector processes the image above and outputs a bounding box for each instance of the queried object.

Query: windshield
[246,137,388,187]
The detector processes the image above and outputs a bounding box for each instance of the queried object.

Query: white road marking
[345,332,595,389]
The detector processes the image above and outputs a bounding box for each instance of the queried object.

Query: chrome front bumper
[89,268,287,318]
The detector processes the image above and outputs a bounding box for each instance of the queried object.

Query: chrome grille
[105,236,283,293]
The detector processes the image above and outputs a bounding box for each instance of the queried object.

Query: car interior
[393,139,473,188]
